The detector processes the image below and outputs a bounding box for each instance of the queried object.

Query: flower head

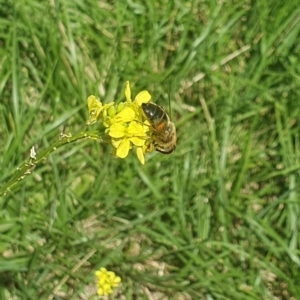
[87,95,114,125]
[86,81,153,164]
[95,267,121,296]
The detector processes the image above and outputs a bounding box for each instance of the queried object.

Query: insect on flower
[86,81,177,164]
[141,102,177,154]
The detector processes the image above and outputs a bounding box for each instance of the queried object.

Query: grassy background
[1,0,300,299]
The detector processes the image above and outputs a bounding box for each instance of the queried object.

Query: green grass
[1,0,300,299]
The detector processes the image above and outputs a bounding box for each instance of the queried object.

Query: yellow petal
[86,95,103,124]
[135,91,151,105]
[109,123,126,138]
[127,121,146,135]
[124,81,131,102]
[115,107,135,122]
[130,137,145,146]
[136,147,145,165]
[111,138,122,149]
[116,139,130,158]
[97,287,105,296]
[112,276,121,285]
[87,95,102,111]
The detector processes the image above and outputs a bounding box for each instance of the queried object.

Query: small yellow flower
[86,81,153,164]
[95,268,121,296]
[87,95,103,125]
[109,121,148,160]
[87,95,114,125]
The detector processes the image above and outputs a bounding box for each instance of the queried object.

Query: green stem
[0,130,101,197]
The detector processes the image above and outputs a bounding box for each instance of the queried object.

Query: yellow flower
[86,95,103,125]
[95,267,121,296]
[106,82,152,164]
[86,81,153,164]
[87,95,114,125]
[109,121,149,162]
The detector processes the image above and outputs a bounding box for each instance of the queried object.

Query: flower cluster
[95,267,121,296]
[86,81,153,164]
